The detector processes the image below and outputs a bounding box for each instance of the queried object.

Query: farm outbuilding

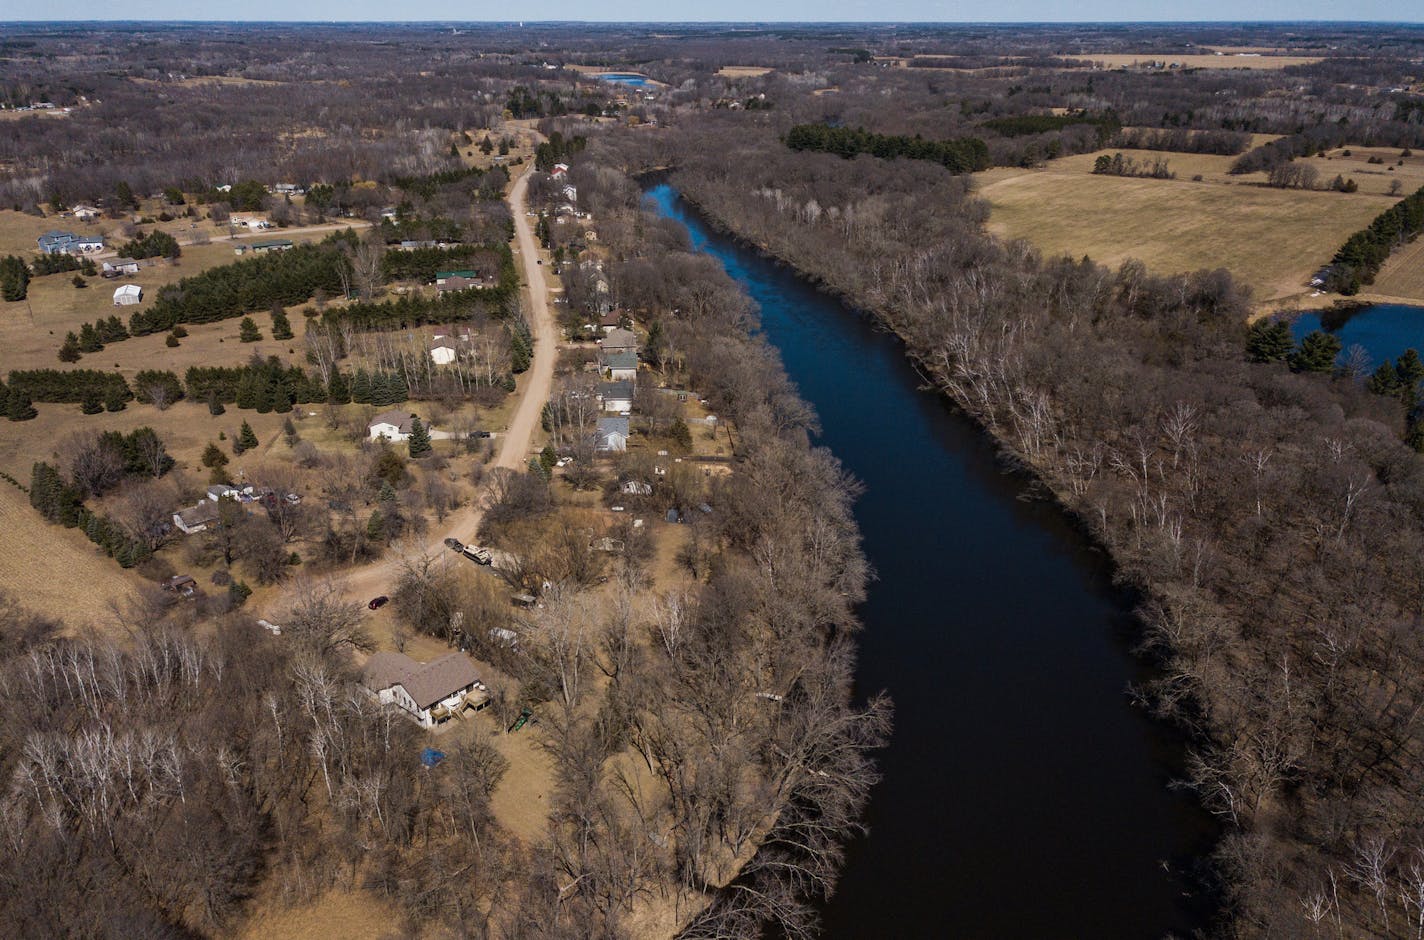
[112,284,142,306]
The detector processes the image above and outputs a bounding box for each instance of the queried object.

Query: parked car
[367,595,389,610]
[443,537,464,551]
[475,430,493,439]
[463,545,493,565]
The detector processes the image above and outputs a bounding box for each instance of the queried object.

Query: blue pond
[598,73,649,87]
[1292,303,1424,367]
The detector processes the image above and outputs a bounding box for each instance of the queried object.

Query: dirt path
[276,164,558,612]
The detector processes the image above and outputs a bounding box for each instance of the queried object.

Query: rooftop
[363,651,481,710]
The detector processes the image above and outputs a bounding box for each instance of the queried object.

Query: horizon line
[4,18,1424,26]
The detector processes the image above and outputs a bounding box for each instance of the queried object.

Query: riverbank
[643,180,1218,936]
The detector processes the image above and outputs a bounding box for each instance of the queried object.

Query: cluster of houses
[171,482,299,535]
[594,327,640,452]
[362,651,489,728]
[37,230,104,254]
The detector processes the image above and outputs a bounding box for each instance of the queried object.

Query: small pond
[1292,303,1424,366]
[598,73,650,87]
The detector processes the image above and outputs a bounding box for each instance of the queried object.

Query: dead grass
[1309,146,1424,198]
[1065,52,1324,69]
[0,483,140,628]
[236,887,403,940]
[975,156,1395,307]
[716,66,773,78]
[1369,236,1424,304]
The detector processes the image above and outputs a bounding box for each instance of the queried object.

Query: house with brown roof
[362,651,489,727]
[172,501,221,535]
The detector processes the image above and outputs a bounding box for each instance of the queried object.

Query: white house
[551,163,569,179]
[599,350,638,383]
[596,416,629,453]
[112,284,143,306]
[73,235,105,254]
[103,258,141,277]
[206,484,239,502]
[368,410,421,442]
[430,338,458,365]
[362,651,488,728]
[71,205,101,221]
[172,501,220,535]
[561,184,578,203]
[598,380,633,414]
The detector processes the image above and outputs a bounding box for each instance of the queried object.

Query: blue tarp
[421,747,446,768]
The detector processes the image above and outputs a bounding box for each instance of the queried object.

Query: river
[643,183,1215,937]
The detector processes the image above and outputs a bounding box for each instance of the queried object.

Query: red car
[368,595,389,610]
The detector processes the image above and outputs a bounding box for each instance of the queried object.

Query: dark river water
[644,183,1215,938]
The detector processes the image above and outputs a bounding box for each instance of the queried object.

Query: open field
[237,888,401,940]
[1063,52,1325,69]
[716,65,773,78]
[1369,236,1424,304]
[1311,146,1424,197]
[975,159,1395,307]
[0,483,141,628]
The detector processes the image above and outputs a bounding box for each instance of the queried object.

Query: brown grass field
[1368,236,1424,304]
[0,483,141,628]
[975,154,1396,307]
[1064,52,1324,69]
[1310,146,1424,197]
[716,65,773,78]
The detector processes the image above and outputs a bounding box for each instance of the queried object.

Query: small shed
[112,283,143,306]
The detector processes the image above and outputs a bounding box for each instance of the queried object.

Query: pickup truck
[463,545,493,565]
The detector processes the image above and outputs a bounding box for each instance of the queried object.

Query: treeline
[381,243,501,283]
[390,162,509,201]
[979,111,1120,141]
[1114,127,1251,155]
[6,368,132,406]
[128,239,353,335]
[59,315,131,361]
[534,130,587,172]
[30,252,93,276]
[29,427,175,566]
[1325,183,1424,294]
[784,123,991,174]
[1093,152,1174,179]
[116,230,180,260]
[320,266,518,332]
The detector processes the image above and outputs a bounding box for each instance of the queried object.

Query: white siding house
[368,410,421,442]
[596,416,629,453]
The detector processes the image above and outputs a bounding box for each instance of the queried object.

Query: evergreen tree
[235,372,258,409]
[0,255,30,301]
[72,274,87,289]
[166,333,180,348]
[80,387,103,414]
[207,391,226,416]
[670,416,692,449]
[1396,348,1424,389]
[6,390,36,421]
[237,421,259,452]
[77,322,103,353]
[328,370,351,404]
[273,382,294,414]
[1246,320,1294,363]
[408,416,432,457]
[104,384,127,412]
[103,316,129,341]
[351,369,373,404]
[201,442,229,468]
[58,332,81,362]
[480,135,494,155]
[239,316,262,342]
[270,305,294,340]
[378,479,397,503]
[366,509,386,541]
[539,443,557,471]
[229,580,252,608]
[252,379,273,413]
[1289,331,1343,374]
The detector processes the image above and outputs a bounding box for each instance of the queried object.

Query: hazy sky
[9,2,1419,22]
